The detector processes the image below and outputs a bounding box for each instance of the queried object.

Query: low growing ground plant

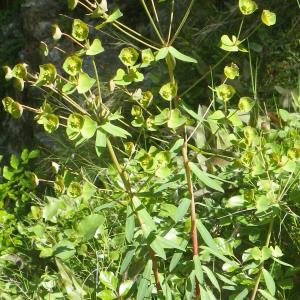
[1,0,300,299]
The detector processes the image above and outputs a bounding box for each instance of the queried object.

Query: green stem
[249,220,274,300]
[106,139,161,290]
[92,58,102,110]
[169,0,195,45]
[140,0,165,45]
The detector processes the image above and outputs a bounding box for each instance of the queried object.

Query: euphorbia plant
[3,0,297,299]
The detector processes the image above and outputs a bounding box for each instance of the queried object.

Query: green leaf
[239,0,258,15]
[261,10,276,26]
[53,240,76,261]
[169,240,189,271]
[262,269,276,296]
[86,38,104,55]
[77,214,104,241]
[189,162,224,192]
[125,205,135,243]
[149,236,167,260]
[168,46,197,63]
[168,108,187,129]
[119,47,139,66]
[119,280,133,297]
[101,122,131,138]
[159,82,177,101]
[196,220,221,253]
[56,259,87,299]
[81,116,97,139]
[63,55,82,76]
[233,288,249,300]
[36,64,57,86]
[256,195,272,213]
[193,255,204,284]
[258,289,277,300]
[77,72,96,94]
[97,289,117,300]
[10,154,20,169]
[95,129,107,156]
[72,19,89,41]
[175,198,191,222]
[137,260,152,300]
[202,266,220,292]
[120,247,136,274]
[132,197,156,235]
[226,195,245,208]
[99,271,117,291]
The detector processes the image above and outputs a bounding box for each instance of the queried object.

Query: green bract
[215,84,236,102]
[63,55,82,76]
[67,113,84,132]
[159,82,177,101]
[261,10,277,26]
[37,114,59,133]
[168,109,187,129]
[77,72,96,94]
[224,63,239,79]
[2,97,23,119]
[72,19,89,41]
[238,97,254,112]
[35,64,57,86]
[3,66,13,80]
[141,48,155,65]
[68,0,78,10]
[86,39,104,56]
[51,24,62,40]
[239,0,258,15]
[12,63,27,79]
[119,47,139,66]
[40,41,49,56]
[67,182,82,198]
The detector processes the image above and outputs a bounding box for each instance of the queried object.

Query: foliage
[1,0,300,299]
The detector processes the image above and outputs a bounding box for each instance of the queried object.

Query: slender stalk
[140,0,165,45]
[249,220,274,300]
[167,0,175,44]
[115,20,160,47]
[180,52,230,97]
[78,1,93,12]
[170,0,195,45]
[112,22,160,50]
[62,33,85,48]
[106,139,161,289]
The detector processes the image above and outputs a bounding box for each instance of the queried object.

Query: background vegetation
[0,0,299,299]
